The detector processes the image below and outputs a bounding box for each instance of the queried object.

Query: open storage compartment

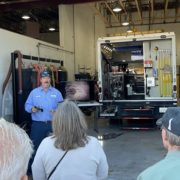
[97,32,177,129]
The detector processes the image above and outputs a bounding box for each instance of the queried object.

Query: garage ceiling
[0,0,102,34]
[92,0,180,28]
[0,0,180,34]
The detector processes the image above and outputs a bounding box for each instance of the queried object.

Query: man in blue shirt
[25,70,63,175]
[137,107,180,180]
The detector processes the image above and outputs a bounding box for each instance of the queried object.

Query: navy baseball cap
[40,70,50,78]
[156,107,180,136]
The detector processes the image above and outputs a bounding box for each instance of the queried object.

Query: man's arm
[57,90,64,103]
[25,92,36,113]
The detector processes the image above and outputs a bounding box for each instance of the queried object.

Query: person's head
[156,107,180,150]
[52,99,88,150]
[40,70,51,89]
[0,118,33,180]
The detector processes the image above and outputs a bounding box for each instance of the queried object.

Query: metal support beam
[175,0,179,22]
[0,0,105,11]
[135,0,142,23]
[164,0,169,22]
[150,0,154,23]
[104,2,120,24]
[118,0,127,14]
[90,3,111,27]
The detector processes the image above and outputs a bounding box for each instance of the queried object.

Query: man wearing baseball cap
[137,107,180,180]
[25,70,63,175]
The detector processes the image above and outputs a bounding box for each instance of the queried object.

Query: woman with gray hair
[0,118,33,180]
[32,99,108,180]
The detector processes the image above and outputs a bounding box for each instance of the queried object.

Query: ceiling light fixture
[22,15,30,20]
[122,21,129,26]
[127,26,133,33]
[49,27,56,31]
[113,3,122,12]
[113,6,122,12]
[122,15,129,26]
[127,29,133,33]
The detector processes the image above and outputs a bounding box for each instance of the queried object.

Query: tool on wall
[144,41,153,96]
[158,49,172,97]
[14,50,23,94]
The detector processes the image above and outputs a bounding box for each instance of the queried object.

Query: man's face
[40,76,51,89]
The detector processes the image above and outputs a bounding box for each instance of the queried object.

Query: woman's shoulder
[87,136,100,144]
[86,136,104,153]
[40,136,55,147]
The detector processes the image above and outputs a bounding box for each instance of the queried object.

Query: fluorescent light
[22,15,30,20]
[49,27,56,31]
[127,29,133,33]
[127,24,133,33]
[122,22,129,26]
[122,15,129,26]
[113,6,122,12]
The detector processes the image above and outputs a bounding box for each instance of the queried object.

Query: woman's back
[32,135,108,180]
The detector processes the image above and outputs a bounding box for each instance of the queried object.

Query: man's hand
[31,106,38,112]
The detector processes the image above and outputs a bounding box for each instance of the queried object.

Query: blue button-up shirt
[25,86,63,121]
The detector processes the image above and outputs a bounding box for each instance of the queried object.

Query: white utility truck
[97,32,177,129]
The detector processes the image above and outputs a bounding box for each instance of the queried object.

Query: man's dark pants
[28,121,52,175]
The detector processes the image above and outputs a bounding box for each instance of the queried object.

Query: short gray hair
[52,99,88,150]
[0,118,33,180]
[163,126,180,146]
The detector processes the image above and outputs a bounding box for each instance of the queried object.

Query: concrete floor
[87,117,167,180]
